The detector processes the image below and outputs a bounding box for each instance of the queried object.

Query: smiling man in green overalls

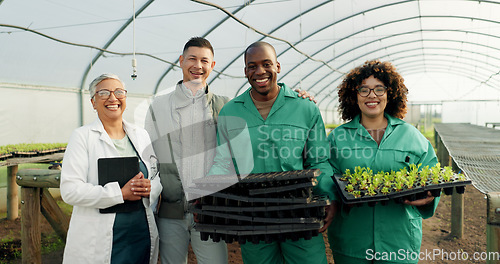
[209,41,337,264]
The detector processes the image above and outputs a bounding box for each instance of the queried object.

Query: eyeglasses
[357,85,387,97]
[94,89,127,99]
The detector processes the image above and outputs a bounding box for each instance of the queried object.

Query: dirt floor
[0,185,487,263]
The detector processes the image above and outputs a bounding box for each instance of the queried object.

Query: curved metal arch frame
[397,63,500,87]
[310,44,500,93]
[390,59,500,88]
[207,0,335,88]
[305,43,500,107]
[318,61,500,110]
[314,46,500,107]
[232,0,423,96]
[320,60,500,108]
[316,51,500,109]
[215,0,500,97]
[321,66,498,112]
[72,0,500,108]
[374,47,500,74]
[301,35,500,105]
[79,0,155,91]
[278,15,500,87]
[152,0,257,94]
[391,54,498,76]
[390,52,500,87]
[234,15,500,96]
[288,30,500,92]
[400,65,498,82]
[379,61,500,101]
[400,67,500,92]
[77,0,155,126]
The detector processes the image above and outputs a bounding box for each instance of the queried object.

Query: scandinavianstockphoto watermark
[255,125,329,161]
[255,128,377,162]
[366,248,500,262]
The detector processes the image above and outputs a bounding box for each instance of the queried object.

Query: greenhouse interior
[1,0,500,263]
[1,0,500,145]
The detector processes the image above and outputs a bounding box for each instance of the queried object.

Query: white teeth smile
[256,79,268,83]
[366,102,378,106]
[106,105,119,109]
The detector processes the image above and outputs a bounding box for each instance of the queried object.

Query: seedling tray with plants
[332,163,472,206]
[0,143,66,159]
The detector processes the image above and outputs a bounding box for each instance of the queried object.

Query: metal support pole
[435,130,464,238]
[450,159,464,238]
[487,192,500,264]
[450,190,464,238]
[7,165,19,220]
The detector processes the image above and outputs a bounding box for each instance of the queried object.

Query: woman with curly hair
[328,60,439,263]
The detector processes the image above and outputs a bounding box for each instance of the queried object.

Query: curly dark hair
[337,59,408,121]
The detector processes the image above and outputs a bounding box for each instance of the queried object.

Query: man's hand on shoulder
[294,88,317,104]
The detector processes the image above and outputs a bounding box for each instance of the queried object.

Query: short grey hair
[89,73,125,99]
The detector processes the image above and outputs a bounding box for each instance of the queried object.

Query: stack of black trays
[188,169,329,244]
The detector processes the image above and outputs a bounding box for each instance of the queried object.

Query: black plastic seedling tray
[192,169,320,185]
[196,223,322,244]
[191,207,324,224]
[195,223,322,235]
[187,187,314,203]
[199,197,329,213]
[248,182,316,196]
[332,174,472,205]
[189,170,319,197]
[191,170,328,244]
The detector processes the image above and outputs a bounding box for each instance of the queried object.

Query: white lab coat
[60,118,161,264]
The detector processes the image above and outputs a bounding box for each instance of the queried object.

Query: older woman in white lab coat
[60,73,161,264]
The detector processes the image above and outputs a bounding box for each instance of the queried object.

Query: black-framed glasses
[94,89,127,99]
[357,85,387,97]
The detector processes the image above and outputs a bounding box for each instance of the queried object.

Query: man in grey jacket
[145,37,229,264]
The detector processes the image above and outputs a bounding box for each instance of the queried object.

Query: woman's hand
[121,172,151,201]
[404,191,435,206]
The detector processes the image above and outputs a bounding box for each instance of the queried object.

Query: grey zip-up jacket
[144,81,229,219]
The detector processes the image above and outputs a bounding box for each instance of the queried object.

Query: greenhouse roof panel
[0,0,499,109]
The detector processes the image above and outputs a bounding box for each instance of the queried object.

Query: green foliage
[0,237,21,262]
[372,172,383,189]
[57,199,73,215]
[419,165,431,186]
[352,190,362,198]
[0,143,66,155]
[325,124,341,136]
[325,124,340,129]
[340,163,467,199]
[442,166,454,182]
[366,185,376,196]
[41,234,65,254]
